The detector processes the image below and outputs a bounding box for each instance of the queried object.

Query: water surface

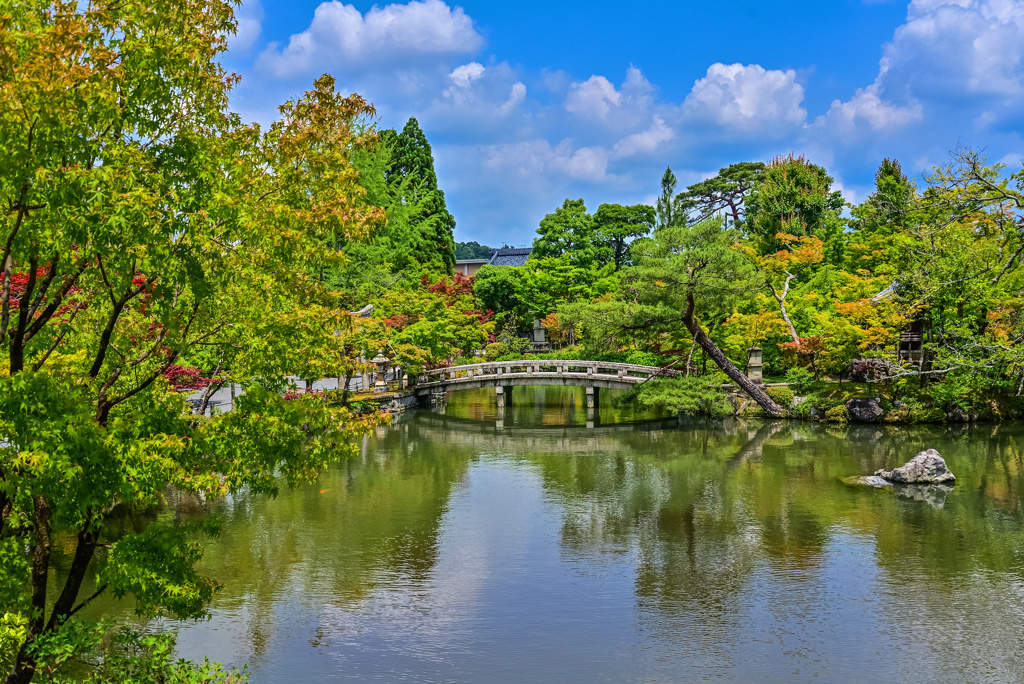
[113,387,1024,681]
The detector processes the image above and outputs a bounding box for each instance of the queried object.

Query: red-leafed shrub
[162,365,214,391]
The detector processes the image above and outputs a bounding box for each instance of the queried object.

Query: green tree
[328,130,443,301]
[0,2,383,681]
[879,149,1024,398]
[573,219,784,416]
[745,155,845,258]
[386,118,456,274]
[455,241,492,260]
[593,203,656,270]
[473,265,528,319]
[677,161,765,229]
[532,198,598,268]
[656,166,680,229]
[847,158,916,274]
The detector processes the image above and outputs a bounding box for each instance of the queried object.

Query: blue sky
[224,0,1024,247]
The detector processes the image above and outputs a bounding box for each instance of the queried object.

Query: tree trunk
[682,295,784,417]
[771,273,800,343]
[6,497,52,684]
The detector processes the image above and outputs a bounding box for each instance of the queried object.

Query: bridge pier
[495,385,513,408]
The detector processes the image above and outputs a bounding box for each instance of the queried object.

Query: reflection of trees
[519,418,1024,657]
[185,423,475,660]
[76,414,1024,676]
[78,423,476,666]
[441,386,667,426]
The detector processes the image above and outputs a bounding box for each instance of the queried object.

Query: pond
[108,387,1024,682]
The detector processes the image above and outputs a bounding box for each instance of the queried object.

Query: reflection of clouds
[146,419,1024,681]
[311,460,544,670]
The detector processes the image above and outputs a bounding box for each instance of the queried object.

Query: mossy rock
[739,400,765,417]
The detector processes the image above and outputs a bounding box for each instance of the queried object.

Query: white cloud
[612,115,675,158]
[682,63,807,134]
[500,82,527,115]
[813,0,1024,141]
[229,0,264,53]
[565,75,622,119]
[885,0,1024,99]
[484,139,612,183]
[816,80,923,139]
[256,0,483,78]
[432,61,528,125]
[563,67,656,128]
[450,62,485,88]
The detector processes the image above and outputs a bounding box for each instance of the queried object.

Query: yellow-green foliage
[485,343,508,361]
[0,613,26,673]
[825,405,850,423]
[766,386,795,407]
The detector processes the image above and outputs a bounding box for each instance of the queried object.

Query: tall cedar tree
[386,118,457,273]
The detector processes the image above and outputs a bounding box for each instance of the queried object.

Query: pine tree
[656,166,679,229]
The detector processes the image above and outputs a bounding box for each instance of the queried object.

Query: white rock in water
[876,449,956,485]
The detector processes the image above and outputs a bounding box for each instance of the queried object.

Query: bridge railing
[415,360,679,386]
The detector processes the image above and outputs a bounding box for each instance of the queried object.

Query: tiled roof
[487,247,532,267]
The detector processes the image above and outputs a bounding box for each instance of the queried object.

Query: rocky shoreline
[730,390,1010,424]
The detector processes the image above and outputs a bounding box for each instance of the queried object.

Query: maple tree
[0,1,386,681]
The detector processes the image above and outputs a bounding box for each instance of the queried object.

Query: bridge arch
[413,359,677,409]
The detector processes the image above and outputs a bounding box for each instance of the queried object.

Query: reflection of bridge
[413,360,678,421]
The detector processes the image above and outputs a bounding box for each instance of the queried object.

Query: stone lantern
[747,347,763,385]
[371,350,390,393]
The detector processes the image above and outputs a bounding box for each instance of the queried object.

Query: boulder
[946,406,971,423]
[845,397,884,422]
[875,448,956,485]
[840,475,892,488]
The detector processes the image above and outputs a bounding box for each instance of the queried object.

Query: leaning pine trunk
[682,294,785,417]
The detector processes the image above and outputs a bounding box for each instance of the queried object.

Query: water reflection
[82,390,1024,682]
[440,385,667,427]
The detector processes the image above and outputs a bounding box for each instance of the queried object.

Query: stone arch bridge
[413,360,679,412]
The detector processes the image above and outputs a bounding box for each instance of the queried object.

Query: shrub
[485,343,508,361]
[784,366,814,393]
[825,405,850,423]
[791,398,813,419]
[766,386,795,407]
[624,350,667,367]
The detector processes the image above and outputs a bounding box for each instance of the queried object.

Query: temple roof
[486,247,532,267]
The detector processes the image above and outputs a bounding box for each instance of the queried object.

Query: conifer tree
[387,118,457,273]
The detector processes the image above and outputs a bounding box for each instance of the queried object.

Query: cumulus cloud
[814,0,1024,140]
[682,63,807,134]
[565,76,622,119]
[564,67,656,129]
[612,115,675,158]
[449,62,485,88]
[484,139,612,183]
[885,0,1024,99]
[256,0,483,78]
[229,0,264,53]
[433,61,528,126]
[815,73,923,140]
